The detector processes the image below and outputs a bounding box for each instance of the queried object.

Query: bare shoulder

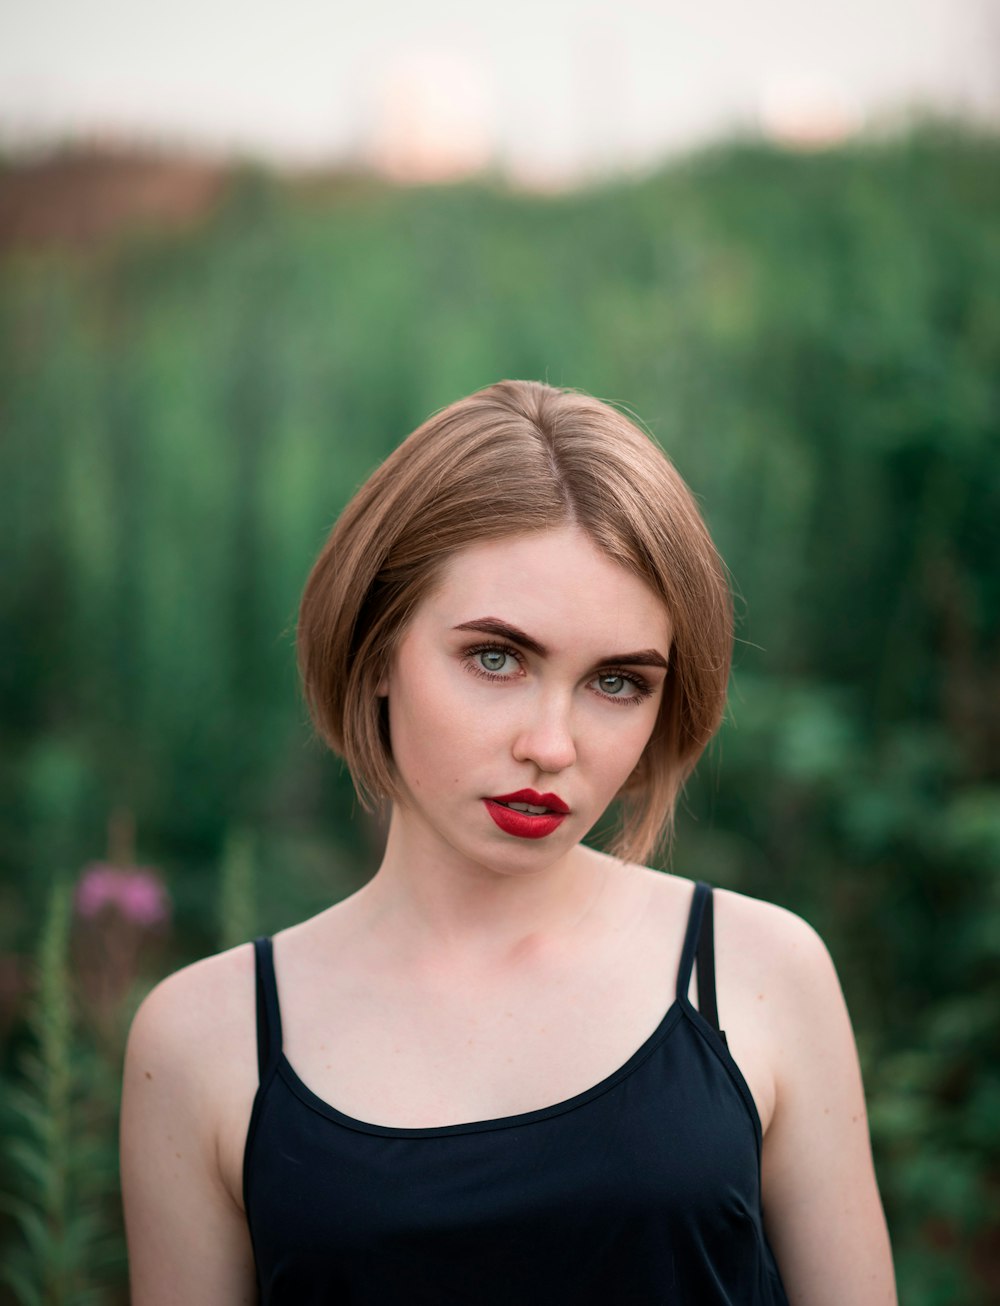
[123,942,260,1205]
[713,884,835,983]
[126,941,258,1096]
[121,944,260,1302]
[711,884,846,1056]
[635,866,833,987]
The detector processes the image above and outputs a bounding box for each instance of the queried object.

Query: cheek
[592,707,660,787]
[387,658,479,770]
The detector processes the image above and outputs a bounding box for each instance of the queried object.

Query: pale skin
[120,525,897,1304]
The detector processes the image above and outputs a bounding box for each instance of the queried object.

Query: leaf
[3,1136,51,1191]
[0,1193,54,1262]
[0,1258,44,1306]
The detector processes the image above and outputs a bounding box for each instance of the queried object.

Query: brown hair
[297,380,732,865]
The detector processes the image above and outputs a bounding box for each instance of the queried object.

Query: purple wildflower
[75,862,171,927]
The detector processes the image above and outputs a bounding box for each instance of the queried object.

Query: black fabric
[695,886,728,1049]
[254,936,282,1082]
[243,881,789,1304]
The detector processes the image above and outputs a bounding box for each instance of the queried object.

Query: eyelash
[462,642,654,706]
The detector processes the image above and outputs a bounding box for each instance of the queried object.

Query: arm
[120,961,258,1305]
[759,912,896,1305]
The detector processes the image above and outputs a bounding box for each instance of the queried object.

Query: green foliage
[217,826,257,951]
[0,878,122,1304]
[1,123,998,1300]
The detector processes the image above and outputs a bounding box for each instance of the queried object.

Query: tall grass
[0,876,121,1304]
[217,826,258,951]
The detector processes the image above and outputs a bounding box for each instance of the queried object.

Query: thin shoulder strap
[695,886,722,1036]
[675,882,725,1040]
[252,936,283,1082]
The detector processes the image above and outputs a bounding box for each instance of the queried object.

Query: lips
[483,789,570,839]
[490,789,570,814]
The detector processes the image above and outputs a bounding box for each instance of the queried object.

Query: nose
[511,691,577,775]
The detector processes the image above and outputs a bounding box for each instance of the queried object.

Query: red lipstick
[483,789,570,840]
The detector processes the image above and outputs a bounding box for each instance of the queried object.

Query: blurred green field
[1,124,998,1303]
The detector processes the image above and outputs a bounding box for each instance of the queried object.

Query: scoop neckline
[274,997,690,1138]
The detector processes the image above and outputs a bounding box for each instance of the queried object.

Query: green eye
[599,675,627,695]
[479,650,508,672]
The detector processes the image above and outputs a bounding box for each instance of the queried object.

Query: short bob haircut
[297,379,732,866]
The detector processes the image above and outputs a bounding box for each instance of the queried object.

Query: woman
[121,380,897,1303]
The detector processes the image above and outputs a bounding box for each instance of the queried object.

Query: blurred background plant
[1,119,998,1303]
[0,809,174,1304]
[1,875,119,1304]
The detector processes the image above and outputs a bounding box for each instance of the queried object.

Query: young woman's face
[380,525,672,874]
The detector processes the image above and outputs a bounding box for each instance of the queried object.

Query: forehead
[420,527,672,651]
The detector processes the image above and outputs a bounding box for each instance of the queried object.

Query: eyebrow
[452,617,670,670]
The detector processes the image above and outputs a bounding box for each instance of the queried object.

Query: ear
[618,750,648,795]
[376,659,391,697]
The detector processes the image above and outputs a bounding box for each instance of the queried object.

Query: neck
[353,805,614,968]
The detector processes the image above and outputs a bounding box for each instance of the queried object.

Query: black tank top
[243,881,790,1304]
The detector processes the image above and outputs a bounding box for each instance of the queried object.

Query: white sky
[2,0,998,178]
